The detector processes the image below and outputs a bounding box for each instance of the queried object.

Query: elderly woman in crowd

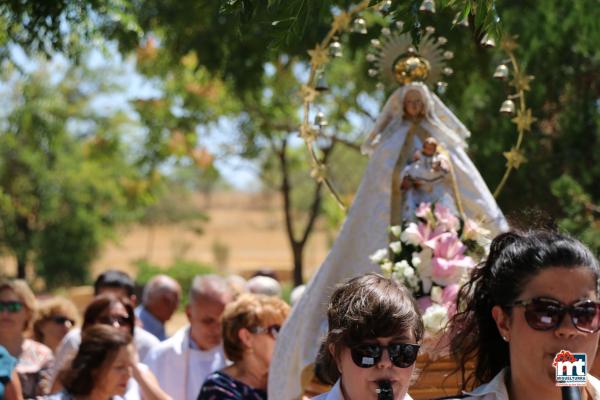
[33,297,79,354]
[48,325,133,400]
[445,230,600,399]
[51,293,170,400]
[0,279,53,398]
[197,293,290,400]
[313,273,423,400]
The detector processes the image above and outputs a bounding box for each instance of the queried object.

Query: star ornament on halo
[503,148,527,169]
[511,108,537,132]
[300,85,319,103]
[332,11,351,32]
[308,45,330,69]
[511,73,534,92]
[300,123,318,143]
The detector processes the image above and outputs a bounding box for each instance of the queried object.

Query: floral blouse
[197,371,267,400]
[16,338,54,399]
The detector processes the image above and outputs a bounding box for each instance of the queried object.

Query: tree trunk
[292,242,304,287]
[16,252,27,279]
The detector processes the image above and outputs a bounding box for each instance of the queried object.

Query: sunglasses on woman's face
[0,301,23,313]
[512,297,600,333]
[250,324,281,339]
[350,343,420,369]
[98,315,131,327]
[51,316,75,327]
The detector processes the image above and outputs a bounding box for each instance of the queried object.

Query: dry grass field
[93,191,332,282]
[0,191,333,332]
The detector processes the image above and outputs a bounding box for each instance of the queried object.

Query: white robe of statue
[268,82,508,400]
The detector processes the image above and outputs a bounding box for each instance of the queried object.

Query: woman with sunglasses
[446,230,600,399]
[33,297,79,354]
[313,273,423,400]
[51,294,170,400]
[0,279,54,398]
[197,293,290,400]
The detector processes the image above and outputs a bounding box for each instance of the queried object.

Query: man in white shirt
[143,274,234,400]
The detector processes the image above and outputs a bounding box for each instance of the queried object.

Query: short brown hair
[319,273,423,383]
[222,293,290,362]
[33,296,80,342]
[0,279,37,332]
[59,325,132,395]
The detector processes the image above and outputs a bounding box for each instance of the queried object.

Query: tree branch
[276,137,299,246]
[299,141,335,247]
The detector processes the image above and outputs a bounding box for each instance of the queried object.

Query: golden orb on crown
[393,48,431,85]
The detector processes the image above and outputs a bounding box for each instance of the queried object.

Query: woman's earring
[502,336,509,342]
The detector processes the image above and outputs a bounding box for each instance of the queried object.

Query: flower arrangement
[369,202,491,338]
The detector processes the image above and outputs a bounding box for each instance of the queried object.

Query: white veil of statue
[268,81,508,399]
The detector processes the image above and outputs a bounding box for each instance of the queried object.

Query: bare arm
[4,369,24,400]
[129,346,171,400]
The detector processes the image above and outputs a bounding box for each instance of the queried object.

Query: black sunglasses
[0,301,23,313]
[350,343,420,369]
[250,324,281,339]
[51,316,75,326]
[511,297,600,333]
[98,315,132,327]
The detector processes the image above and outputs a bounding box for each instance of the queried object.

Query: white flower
[411,253,422,268]
[407,275,420,289]
[430,286,443,304]
[463,219,492,247]
[414,248,433,293]
[390,225,403,238]
[422,304,449,334]
[394,260,410,274]
[381,261,393,275]
[403,267,415,279]
[369,248,388,264]
[389,241,402,254]
[400,223,422,246]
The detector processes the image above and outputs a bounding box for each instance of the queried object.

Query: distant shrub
[135,259,215,307]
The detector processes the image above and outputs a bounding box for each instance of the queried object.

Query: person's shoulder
[62,328,82,346]
[135,326,160,345]
[44,390,74,400]
[22,339,53,363]
[143,327,187,360]
[198,371,240,399]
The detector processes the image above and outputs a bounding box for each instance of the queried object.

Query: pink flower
[442,284,460,318]
[430,232,475,286]
[441,284,460,305]
[416,296,433,314]
[434,203,460,232]
[416,202,433,219]
[401,222,445,247]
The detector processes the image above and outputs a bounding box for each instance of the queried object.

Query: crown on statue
[370,29,449,91]
[393,48,431,85]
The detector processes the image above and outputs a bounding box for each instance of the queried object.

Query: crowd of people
[0,268,292,400]
[0,228,599,400]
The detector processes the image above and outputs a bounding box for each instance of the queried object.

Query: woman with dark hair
[51,294,170,400]
[313,273,423,400]
[49,325,133,399]
[445,230,600,399]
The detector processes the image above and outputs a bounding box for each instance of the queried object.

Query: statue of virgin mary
[268,33,508,400]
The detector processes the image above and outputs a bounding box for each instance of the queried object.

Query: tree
[0,59,143,285]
